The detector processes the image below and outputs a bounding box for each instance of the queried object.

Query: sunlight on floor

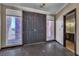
[66,40,74,53]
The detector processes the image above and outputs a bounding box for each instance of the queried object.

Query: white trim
[25,42,46,46]
[3,3,69,15]
[55,3,69,14]
[3,4,51,14]
[6,9,22,16]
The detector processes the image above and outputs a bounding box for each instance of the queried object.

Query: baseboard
[25,42,46,46]
[75,53,79,56]
[46,40,56,42]
[55,40,63,46]
[1,44,23,49]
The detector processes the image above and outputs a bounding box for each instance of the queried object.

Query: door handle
[34,29,37,32]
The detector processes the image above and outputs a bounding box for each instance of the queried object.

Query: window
[6,15,22,46]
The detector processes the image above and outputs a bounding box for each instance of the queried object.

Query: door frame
[63,8,77,55]
[5,15,22,47]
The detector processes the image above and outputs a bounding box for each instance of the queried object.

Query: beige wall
[56,3,79,55]
[1,4,6,48]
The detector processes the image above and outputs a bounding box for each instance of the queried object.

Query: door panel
[23,11,46,44]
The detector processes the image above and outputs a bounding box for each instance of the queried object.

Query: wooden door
[23,11,46,44]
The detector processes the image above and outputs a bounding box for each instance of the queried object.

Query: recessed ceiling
[4,3,68,14]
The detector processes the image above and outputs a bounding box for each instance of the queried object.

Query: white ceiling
[4,3,68,14]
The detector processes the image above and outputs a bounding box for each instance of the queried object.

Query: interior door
[23,11,46,44]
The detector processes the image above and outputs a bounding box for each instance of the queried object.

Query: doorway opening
[63,9,76,54]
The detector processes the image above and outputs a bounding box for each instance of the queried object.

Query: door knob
[34,29,37,32]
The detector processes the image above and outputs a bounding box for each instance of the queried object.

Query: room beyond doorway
[63,9,76,54]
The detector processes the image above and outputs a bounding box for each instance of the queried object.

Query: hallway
[0,41,74,56]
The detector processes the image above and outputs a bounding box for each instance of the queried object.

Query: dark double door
[23,11,46,44]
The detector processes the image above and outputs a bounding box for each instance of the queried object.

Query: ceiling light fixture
[40,3,46,8]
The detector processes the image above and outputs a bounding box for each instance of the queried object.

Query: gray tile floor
[0,41,74,56]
